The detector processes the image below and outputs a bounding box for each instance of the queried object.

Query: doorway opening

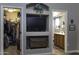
[3,7,21,55]
[52,11,67,55]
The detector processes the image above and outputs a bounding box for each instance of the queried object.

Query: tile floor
[4,45,20,55]
[53,46,65,55]
[4,45,64,55]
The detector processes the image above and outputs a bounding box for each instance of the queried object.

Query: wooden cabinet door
[56,34,60,46]
[59,35,64,49]
[54,34,57,45]
[54,34,58,46]
[59,35,63,48]
[54,34,64,49]
[61,36,64,49]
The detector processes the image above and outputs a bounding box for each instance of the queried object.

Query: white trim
[1,5,4,55]
[52,9,68,54]
[1,5,24,55]
[64,11,68,53]
[34,52,52,55]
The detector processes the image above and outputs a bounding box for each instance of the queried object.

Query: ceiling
[53,12,65,17]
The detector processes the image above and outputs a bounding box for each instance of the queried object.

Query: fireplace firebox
[26,36,49,49]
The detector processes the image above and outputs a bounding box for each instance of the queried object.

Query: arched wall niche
[26,3,49,14]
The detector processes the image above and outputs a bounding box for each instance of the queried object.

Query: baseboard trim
[26,52,52,55]
[34,52,52,55]
[66,50,79,54]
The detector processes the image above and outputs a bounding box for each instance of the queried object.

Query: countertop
[54,32,65,35]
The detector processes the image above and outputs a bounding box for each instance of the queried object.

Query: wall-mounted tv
[26,14,48,32]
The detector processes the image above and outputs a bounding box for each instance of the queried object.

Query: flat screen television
[26,14,48,32]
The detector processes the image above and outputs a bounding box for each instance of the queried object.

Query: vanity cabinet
[54,34,64,49]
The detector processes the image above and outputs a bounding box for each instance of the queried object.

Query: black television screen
[26,14,48,32]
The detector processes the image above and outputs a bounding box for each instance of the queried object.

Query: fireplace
[26,36,49,49]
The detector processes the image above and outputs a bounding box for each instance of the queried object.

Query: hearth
[26,36,49,49]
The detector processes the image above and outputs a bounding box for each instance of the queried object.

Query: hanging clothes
[4,19,9,49]
[9,22,17,45]
[16,22,20,50]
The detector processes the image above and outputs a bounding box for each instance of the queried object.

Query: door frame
[1,5,24,55]
[52,9,68,54]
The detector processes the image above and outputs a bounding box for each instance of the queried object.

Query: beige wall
[6,11,18,21]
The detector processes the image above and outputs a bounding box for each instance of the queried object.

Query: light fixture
[4,8,18,12]
[10,19,15,22]
[4,8,8,10]
[8,9,14,12]
[53,12,60,17]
